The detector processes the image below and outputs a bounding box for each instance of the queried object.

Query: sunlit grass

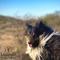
[0,14,60,60]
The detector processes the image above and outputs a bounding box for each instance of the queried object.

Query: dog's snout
[28,41,32,44]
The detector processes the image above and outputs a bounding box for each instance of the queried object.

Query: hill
[0,13,60,60]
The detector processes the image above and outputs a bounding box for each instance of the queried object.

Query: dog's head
[25,23,39,48]
[25,21,53,48]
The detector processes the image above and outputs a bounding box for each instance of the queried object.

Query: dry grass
[0,14,60,60]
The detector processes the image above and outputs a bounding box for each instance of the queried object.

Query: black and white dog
[25,21,60,60]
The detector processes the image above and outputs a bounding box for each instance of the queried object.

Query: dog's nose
[28,41,32,44]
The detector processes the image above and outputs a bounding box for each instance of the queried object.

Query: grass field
[0,13,60,60]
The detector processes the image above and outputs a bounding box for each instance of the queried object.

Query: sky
[0,0,60,17]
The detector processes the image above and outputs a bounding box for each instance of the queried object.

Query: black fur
[26,21,53,48]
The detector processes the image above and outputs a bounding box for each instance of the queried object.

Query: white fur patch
[25,32,60,60]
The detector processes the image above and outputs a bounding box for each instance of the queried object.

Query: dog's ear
[36,21,44,27]
[26,23,33,30]
[25,23,33,34]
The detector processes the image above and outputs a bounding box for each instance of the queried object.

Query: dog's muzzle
[28,41,33,47]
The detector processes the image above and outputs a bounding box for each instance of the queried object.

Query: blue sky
[0,0,60,17]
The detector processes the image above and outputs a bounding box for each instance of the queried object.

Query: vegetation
[0,12,60,60]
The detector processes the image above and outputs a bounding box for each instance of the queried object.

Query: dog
[25,21,54,60]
